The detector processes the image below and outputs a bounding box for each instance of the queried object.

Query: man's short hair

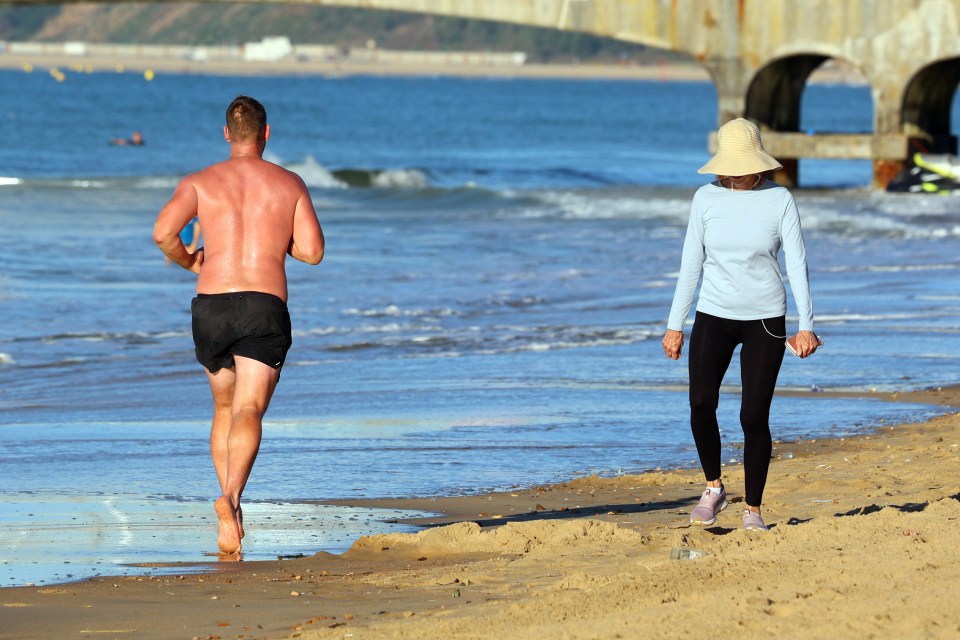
[226,96,267,142]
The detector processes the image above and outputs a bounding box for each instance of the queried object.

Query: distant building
[243,36,292,62]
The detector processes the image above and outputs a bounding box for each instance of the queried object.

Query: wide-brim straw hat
[698,118,782,176]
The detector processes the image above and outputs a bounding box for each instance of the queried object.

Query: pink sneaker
[689,486,727,525]
[742,509,770,531]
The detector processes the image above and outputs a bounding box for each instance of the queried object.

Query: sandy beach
[1,386,957,639]
[0,50,711,82]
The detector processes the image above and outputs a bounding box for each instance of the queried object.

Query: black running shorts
[191,291,292,373]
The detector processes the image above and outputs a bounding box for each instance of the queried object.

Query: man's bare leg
[207,367,235,492]
[205,356,280,554]
[207,367,246,539]
[206,366,243,545]
[223,355,280,501]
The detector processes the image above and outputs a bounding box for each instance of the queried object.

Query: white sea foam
[134,176,180,189]
[372,169,429,189]
[294,327,340,337]
[797,191,960,240]
[153,331,191,339]
[820,262,960,273]
[263,153,428,190]
[265,153,346,189]
[315,325,656,358]
[515,189,691,221]
[815,311,946,323]
[343,305,460,318]
[344,305,401,317]
[69,179,108,189]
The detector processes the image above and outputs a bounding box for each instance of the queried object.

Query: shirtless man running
[154,96,324,554]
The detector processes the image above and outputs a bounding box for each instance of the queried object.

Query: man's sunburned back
[192,157,307,301]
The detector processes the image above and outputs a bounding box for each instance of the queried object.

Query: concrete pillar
[770,160,797,189]
[871,80,906,189]
[703,56,800,186]
[704,60,748,125]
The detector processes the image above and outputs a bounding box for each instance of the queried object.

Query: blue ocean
[1,70,958,586]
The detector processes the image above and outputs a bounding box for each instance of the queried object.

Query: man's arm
[154,178,203,274]
[287,178,324,265]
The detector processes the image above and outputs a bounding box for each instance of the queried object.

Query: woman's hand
[794,330,821,358]
[662,329,684,360]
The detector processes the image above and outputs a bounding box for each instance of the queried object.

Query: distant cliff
[0,2,686,64]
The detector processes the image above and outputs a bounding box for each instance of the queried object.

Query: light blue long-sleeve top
[667,180,814,332]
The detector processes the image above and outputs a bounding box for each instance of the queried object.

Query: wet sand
[1,386,957,639]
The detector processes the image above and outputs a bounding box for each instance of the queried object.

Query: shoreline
[0,52,711,81]
[316,386,959,527]
[0,52,865,85]
[1,387,957,639]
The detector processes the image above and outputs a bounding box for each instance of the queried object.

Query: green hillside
[0,2,687,64]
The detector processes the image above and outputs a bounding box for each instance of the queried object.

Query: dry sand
[1,387,958,639]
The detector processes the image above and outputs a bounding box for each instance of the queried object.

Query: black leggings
[688,311,786,507]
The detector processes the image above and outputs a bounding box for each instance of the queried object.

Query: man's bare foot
[237,504,244,539]
[214,496,242,555]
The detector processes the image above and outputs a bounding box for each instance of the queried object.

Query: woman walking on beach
[662,118,820,531]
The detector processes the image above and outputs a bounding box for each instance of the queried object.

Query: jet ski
[887,152,960,194]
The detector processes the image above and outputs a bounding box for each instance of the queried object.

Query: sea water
[0,71,957,585]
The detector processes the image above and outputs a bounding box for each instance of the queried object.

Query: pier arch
[736,54,875,186]
[745,54,831,133]
[902,58,960,152]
